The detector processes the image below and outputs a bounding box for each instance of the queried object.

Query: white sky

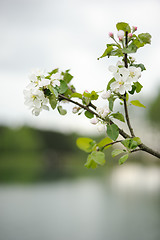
[0,0,160,134]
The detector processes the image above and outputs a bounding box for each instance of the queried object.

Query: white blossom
[127,66,141,83]
[97,105,110,118]
[110,81,132,95]
[101,90,111,99]
[24,87,49,116]
[90,117,99,125]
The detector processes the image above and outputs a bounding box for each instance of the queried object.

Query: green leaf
[116,22,131,33]
[109,49,123,57]
[90,151,105,165]
[48,85,59,97]
[97,137,113,150]
[108,95,116,111]
[85,154,98,169]
[132,39,145,48]
[133,137,141,145]
[112,149,124,157]
[48,68,59,75]
[129,85,136,95]
[70,93,82,99]
[123,43,137,53]
[107,124,119,141]
[98,46,113,59]
[138,33,151,44]
[130,100,146,108]
[111,112,125,122]
[62,70,73,83]
[57,106,67,115]
[132,63,146,71]
[107,78,116,91]
[49,94,57,110]
[84,111,94,119]
[90,91,99,100]
[134,82,143,93]
[119,154,128,165]
[122,138,139,150]
[76,138,96,153]
[59,80,68,94]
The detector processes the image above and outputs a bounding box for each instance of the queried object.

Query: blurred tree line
[0,126,111,183]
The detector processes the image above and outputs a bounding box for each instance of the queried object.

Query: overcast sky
[0,0,160,134]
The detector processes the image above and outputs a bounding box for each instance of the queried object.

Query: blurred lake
[0,165,160,240]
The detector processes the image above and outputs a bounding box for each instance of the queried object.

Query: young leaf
[116,22,131,33]
[119,154,129,165]
[63,70,73,83]
[70,93,82,99]
[97,137,113,150]
[49,94,57,110]
[134,82,143,93]
[90,91,99,100]
[138,33,151,44]
[133,137,141,145]
[108,96,116,111]
[123,43,137,53]
[98,45,113,59]
[48,68,59,75]
[107,78,116,91]
[130,100,146,108]
[84,111,94,119]
[76,138,96,153]
[107,124,119,141]
[85,154,98,169]
[59,80,68,94]
[57,106,67,115]
[111,112,125,122]
[122,138,139,150]
[90,151,106,165]
[132,63,146,71]
[112,149,124,157]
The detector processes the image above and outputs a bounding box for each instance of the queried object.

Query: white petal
[33,99,41,108]
[90,118,98,125]
[108,65,117,73]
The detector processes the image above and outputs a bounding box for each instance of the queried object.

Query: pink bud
[84,90,88,93]
[108,32,114,38]
[128,33,133,38]
[132,26,137,32]
[118,36,123,41]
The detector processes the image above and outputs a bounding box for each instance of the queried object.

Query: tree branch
[59,94,160,159]
[123,31,135,137]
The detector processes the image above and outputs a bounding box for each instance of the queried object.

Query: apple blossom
[90,117,99,125]
[96,105,110,118]
[101,90,111,99]
[117,30,124,41]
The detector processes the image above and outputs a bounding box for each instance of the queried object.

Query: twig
[123,31,135,137]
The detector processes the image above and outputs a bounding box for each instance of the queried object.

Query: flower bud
[117,30,125,40]
[90,117,98,125]
[128,33,133,38]
[108,32,114,38]
[72,107,79,114]
[132,26,137,32]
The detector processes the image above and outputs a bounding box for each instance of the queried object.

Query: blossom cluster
[24,69,61,116]
[108,61,141,95]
